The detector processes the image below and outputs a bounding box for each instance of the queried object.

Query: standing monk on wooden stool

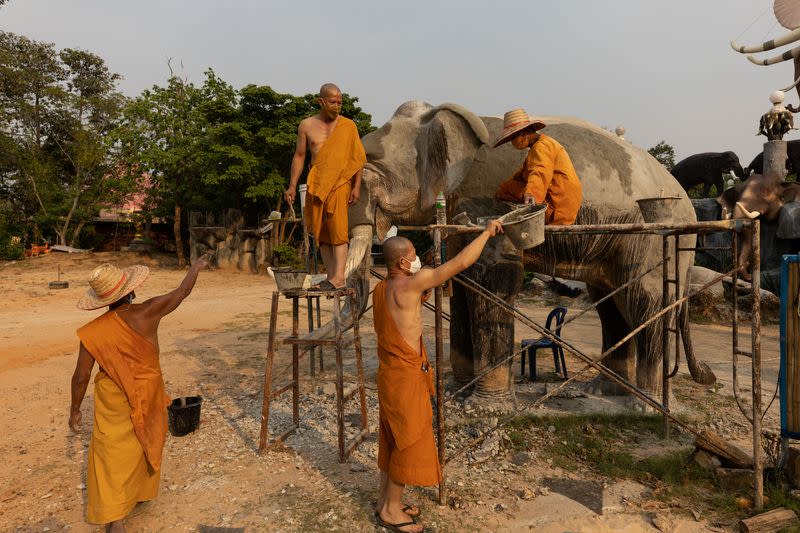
[494,108,583,225]
[373,220,504,532]
[68,255,210,532]
[284,83,367,290]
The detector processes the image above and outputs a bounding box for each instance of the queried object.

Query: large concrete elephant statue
[671,151,746,198]
[342,101,716,399]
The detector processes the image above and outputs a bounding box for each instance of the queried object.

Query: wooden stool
[258,287,369,462]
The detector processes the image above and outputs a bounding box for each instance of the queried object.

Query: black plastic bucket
[167,396,202,437]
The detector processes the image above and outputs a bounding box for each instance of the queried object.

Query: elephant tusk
[746,43,800,65]
[731,27,800,53]
[344,224,373,280]
[735,202,761,219]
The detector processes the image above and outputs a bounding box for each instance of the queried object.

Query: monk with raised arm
[69,254,211,532]
[284,83,366,290]
[373,220,504,533]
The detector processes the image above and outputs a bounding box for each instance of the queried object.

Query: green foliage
[113,70,376,265]
[0,235,23,259]
[271,242,303,268]
[648,141,676,171]
[0,31,133,246]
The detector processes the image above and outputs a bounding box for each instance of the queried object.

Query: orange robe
[495,133,583,225]
[77,312,171,524]
[304,116,366,245]
[372,281,442,486]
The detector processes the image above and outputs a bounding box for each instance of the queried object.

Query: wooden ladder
[258,287,369,462]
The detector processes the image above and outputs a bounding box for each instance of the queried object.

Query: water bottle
[435,191,446,225]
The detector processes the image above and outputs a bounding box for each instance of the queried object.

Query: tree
[0,32,133,246]
[647,141,676,172]
[115,70,376,266]
[201,80,375,211]
[114,71,208,267]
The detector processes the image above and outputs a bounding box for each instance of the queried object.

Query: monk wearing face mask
[372,220,503,533]
[284,83,366,290]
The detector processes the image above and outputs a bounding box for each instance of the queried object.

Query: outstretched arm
[143,253,210,320]
[411,220,503,292]
[69,343,95,432]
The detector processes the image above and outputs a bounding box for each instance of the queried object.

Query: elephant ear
[415,103,490,209]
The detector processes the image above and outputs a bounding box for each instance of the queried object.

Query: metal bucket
[498,204,547,250]
[270,267,309,292]
[636,196,682,223]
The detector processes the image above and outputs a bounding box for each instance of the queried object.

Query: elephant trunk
[731,27,800,53]
[679,303,717,385]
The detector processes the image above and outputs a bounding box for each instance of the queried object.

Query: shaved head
[319,83,341,97]
[383,236,412,267]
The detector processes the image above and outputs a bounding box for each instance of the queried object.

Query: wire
[734,2,775,42]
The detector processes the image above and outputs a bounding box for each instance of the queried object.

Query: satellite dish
[775,0,800,30]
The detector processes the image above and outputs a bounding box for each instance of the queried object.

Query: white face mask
[401,255,422,275]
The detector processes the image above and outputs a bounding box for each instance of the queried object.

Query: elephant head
[356,101,490,240]
[311,102,491,337]
[717,170,785,278]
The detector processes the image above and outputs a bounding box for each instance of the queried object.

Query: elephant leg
[459,236,524,399]
[449,271,475,389]
[585,286,637,396]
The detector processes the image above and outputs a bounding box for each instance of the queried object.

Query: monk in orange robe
[285,83,366,290]
[373,220,504,533]
[69,255,211,532]
[493,108,583,225]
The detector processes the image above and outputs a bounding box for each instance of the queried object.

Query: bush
[0,236,24,260]
[272,243,303,269]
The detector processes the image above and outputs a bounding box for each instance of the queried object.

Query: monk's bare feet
[106,520,125,533]
[377,507,423,533]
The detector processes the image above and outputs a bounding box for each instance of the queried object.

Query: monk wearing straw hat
[69,254,210,532]
[494,108,583,225]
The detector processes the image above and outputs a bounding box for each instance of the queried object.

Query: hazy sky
[2,0,797,165]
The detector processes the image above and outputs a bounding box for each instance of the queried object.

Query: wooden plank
[694,429,754,468]
[739,507,798,532]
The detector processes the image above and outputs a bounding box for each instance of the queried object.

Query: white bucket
[299,184,307,211]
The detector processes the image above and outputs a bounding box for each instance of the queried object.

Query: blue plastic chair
[521,307,568,381]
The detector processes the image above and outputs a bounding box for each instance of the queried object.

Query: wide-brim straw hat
[492,108,546,148]
[77,263,149,310]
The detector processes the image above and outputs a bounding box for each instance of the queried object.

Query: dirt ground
[0,252,784,532]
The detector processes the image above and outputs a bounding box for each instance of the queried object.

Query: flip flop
[372,503,420,517]
[402,505,421,517]
[375,511,422,533]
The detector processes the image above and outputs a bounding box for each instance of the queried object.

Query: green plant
[0,236,24,260]
[272,242,303,268]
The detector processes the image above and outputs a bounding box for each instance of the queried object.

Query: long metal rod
[662,235,671,437]
[417,219,747,237]
[432,227,447,506]
[561,259,666,329]
[453,273,704,429]
[751,220,764,510]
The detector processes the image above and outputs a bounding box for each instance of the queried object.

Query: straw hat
[492,108,546,148]
[77,263,149,310]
